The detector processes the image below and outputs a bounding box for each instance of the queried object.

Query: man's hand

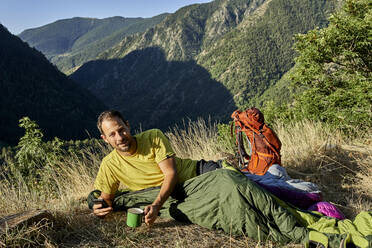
[93,202,113,218]
[143,157,177,226]
[144,204,161,225]
[92,192,114,218]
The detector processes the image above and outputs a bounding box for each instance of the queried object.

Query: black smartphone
[93,198,109,208]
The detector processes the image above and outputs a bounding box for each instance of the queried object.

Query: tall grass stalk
[166,118,227,161]
[275,120,344,168]
[0,142,109,216]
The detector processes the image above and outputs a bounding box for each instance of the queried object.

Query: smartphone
[93,198,109,208]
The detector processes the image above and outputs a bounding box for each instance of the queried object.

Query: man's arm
[92,192,114,218]
[144,156,177,225]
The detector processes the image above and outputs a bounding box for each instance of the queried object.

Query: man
[91,110,220,225]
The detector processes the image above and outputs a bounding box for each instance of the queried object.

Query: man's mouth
[117,142,128,146]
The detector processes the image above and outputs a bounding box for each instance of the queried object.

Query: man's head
[97,110,135,155]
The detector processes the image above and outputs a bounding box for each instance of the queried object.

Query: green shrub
[217,122,235,154]
[288,0,372,133]
[12,117,64,191]
[262,100,294,126]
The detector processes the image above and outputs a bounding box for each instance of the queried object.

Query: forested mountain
[19,15,168,74]
[70,0,337,130]
[0,24,106,145]
[198,0,337,107]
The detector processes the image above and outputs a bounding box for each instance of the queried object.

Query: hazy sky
[1,0,213,35]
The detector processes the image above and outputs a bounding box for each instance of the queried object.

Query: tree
[289,0,371,132]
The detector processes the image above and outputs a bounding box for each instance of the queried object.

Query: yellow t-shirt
[94,129,197,194]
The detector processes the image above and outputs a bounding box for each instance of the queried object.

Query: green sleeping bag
[88,169,372,247]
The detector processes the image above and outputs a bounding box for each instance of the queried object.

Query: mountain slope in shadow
[71,47,236,130]
[0,24,106,145]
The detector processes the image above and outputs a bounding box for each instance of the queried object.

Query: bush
[288,0,372,133]
[12,117,64,191]
[216,122,235,154]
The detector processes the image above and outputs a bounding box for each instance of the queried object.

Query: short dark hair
[97,110,127,135]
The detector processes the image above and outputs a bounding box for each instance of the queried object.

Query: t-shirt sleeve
[152,129,176,164]
[94,159,120,195]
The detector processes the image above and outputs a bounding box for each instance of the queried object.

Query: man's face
[101,117,135,154]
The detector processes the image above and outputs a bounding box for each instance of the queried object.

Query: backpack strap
[230,115,250,170]
[236,127,251,169]
[240,123,280,159]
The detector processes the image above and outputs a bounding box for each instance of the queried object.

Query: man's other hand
[144,204,161,225]
[93,201,113,218]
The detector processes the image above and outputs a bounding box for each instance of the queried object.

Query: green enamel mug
[126,208,144,227]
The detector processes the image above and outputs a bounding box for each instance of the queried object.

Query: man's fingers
[145,212,151,223]
[147,208,153,216]
[144,205,161,225]
[94,206,110,212]
[145,212,156,225]
[97,207,112,214]
[144,205,151,214]
[93,203,102,210]
[93,206,112,217]
[145,215,156,226]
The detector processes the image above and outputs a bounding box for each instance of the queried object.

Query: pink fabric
[257,183,322,209]
[308,201,345,220]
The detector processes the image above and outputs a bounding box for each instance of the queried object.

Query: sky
[1,0,213,35]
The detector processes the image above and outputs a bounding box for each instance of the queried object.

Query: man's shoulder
[135,129,164,141]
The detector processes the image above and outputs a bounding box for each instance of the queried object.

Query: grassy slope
[0,120,370,247]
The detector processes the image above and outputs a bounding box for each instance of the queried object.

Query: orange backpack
[231,108,281,175]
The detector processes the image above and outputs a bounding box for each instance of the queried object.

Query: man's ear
[101,134,109,144]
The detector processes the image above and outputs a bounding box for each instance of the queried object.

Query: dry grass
[0,220,53,247]
[166,118,227,161]
[276,121,344,168]
[0,119,371,247]
[276,121,372,218]
[0,143,110,216]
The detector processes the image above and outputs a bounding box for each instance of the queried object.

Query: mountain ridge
[19,14,169,74]
[98,0,260,62]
